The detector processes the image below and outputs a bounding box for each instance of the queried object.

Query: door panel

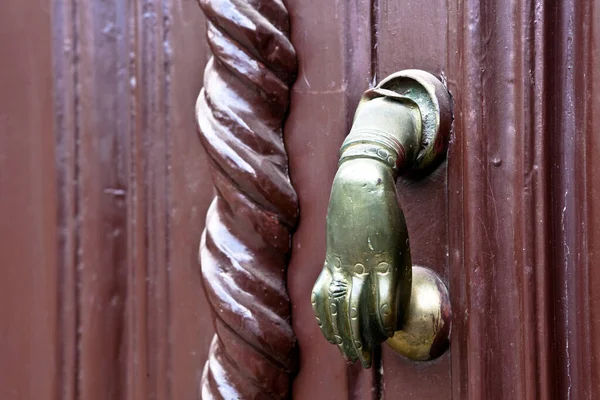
[286,0,600,399]
[51,1,214,398]
[286,0,452,398]
[285,0,375,398]
[3,0,600,398]
[376,1,450,398]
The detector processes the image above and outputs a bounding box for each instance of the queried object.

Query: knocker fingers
[348,275,371,368]
[328,277,359,363]
[311,267,335,344]
[312,260,400,366]
[372,262,399,338]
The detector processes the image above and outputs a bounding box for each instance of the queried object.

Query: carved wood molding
[195,0,298,398]
[447,0,600,398]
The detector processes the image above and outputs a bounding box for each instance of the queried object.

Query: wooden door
[285,0,600,397]
[2,0,599,399]
[194,0,600,398]
[2,0,218,398]
[287,0,600,398]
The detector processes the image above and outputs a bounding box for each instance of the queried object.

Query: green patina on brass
[311,70,453,368]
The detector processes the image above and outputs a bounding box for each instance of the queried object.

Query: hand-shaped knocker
[311,70,453,367]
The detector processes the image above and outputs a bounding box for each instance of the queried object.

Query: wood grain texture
[194,0,299,398]
[446,0,554,397]
[52,0,215,399]
[446,0,600,398]
[547,0,600,397]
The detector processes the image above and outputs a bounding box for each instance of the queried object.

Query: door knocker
[311,70,453,368]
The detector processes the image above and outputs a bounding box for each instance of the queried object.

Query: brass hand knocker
[311,70,453,368]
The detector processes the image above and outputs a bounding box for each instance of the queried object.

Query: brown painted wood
[375,0,451,398]
[287,0,600,399]
[445,0,556,396]
[285,0,376,398]
[194,0,300,398]
[51,0,214,399]
[168,4,216,399]
[0,2,57,399]
[3,0,600,399]
[285,0,451,398]
[546,0,600,397]
[445,0,599,397]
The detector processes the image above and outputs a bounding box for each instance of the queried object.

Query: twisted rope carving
[195,0,298,398]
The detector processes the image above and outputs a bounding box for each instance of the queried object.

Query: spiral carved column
[195,0,298,398]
